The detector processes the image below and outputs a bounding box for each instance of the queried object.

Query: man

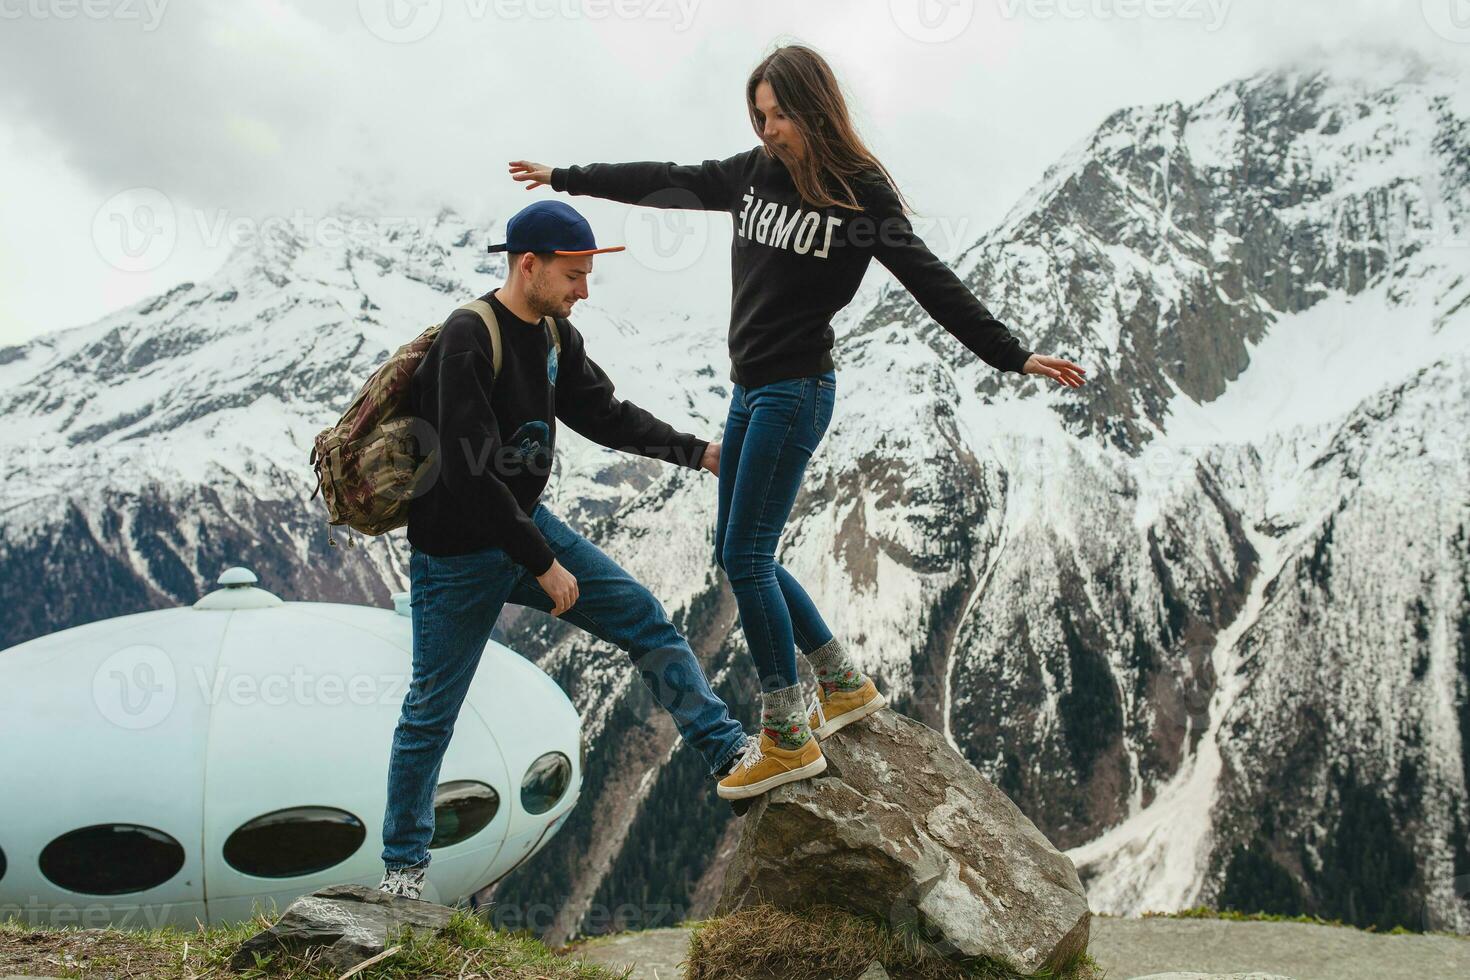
[378,200,749,900]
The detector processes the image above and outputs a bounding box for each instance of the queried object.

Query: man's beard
[524,277,564,318]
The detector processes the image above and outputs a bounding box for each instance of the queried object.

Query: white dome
[0,574,582,929]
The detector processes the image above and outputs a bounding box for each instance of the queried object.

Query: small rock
[719,709,1091,975]
[229,883,455,973]
[856,962,891,979]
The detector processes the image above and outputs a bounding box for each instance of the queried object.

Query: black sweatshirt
[406,289,709,572]
[551,148,1033,387]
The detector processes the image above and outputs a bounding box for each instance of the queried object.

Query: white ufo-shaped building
[0,567,582,928]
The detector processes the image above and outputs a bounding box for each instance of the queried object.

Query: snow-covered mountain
[3,47,1468,939]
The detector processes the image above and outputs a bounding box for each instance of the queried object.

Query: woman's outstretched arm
[865,178,1085,386]
[509,151,750,211]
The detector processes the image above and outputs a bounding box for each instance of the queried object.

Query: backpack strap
[456,299,503,376]
[451,300,559,377]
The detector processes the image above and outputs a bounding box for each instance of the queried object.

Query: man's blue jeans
[714,370,838,692]
[382,503,748,871]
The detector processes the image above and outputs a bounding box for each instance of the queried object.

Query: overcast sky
[2,0,1467,347]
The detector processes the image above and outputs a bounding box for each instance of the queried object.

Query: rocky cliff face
[3,49,1467,938]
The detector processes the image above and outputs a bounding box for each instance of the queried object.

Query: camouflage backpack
[308,298,562,548]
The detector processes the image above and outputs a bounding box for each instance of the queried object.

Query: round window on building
[39,824,184,895]
[223,806,365,878]
[430,780,500,849]
[521,752,572,815]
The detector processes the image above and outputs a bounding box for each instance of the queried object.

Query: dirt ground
[569,915,1470,980]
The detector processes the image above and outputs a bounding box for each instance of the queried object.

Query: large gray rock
[718,710,1091,974]
[229,883,455,973]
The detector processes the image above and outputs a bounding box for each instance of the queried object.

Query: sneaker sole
[716,753,828,800]
[814,690,887,740]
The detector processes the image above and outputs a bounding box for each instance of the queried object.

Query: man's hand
[700,440,721,477]
[536,559,579,616]
[509,161,554,191]
[1021,354,1087,388]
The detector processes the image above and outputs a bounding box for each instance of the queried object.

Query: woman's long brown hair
[745,43,910,213]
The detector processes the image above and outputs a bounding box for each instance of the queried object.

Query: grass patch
[684,904,1100,980]
[0,907,628,978]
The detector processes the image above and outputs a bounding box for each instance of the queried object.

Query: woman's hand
[1022,354,1087,388]
[509,160,554,190]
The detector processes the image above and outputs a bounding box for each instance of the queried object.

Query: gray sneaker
[377,863,426,900]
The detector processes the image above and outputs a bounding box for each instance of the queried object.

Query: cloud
[0,0,1466,346]
[0,1,346,212]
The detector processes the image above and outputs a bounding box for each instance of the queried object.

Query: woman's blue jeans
[714,370,838,692]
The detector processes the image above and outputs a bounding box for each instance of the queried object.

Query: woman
[509,44,1085,801]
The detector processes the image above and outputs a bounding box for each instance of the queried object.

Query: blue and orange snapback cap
[486,200,626,256]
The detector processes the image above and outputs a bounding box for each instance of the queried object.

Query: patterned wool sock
[805,637,868,694]
[761,683,813,751]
